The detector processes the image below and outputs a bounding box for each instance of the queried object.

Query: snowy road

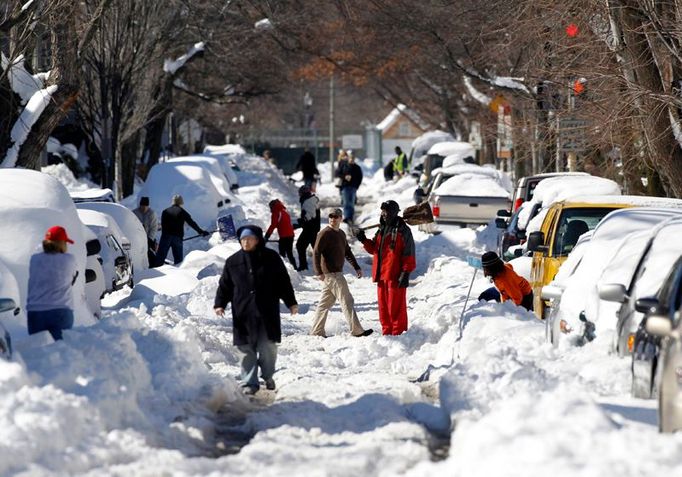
[3,157,682,476]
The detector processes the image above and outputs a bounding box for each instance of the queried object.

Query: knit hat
[239,228,256,240]
[45,225,74,244]
[481,251,502,268]
[139,196,150,206]
[380,200,400,215]
[298,185,311,195]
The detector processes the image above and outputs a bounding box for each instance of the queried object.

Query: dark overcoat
[214,225,297,345]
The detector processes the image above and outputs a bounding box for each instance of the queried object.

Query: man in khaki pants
[310,208,373,338]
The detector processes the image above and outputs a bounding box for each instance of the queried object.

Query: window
[552,208,616,256]
[399,122,412,136]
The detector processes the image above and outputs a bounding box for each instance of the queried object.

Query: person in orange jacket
[264,199,297,267]
[477,251,533,310]
[355,200,416,335]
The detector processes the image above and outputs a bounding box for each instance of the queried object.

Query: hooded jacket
[362,217,416,282]
[214,225,297,345]
[266,199,295,238]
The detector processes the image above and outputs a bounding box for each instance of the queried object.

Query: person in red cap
[264,199,296,267]
[26,226,79,340]
[355,200,416,335]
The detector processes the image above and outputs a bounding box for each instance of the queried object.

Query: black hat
[139,196,150,206]
[380,200,400,214]
[481,251,502,267]
[299,185,311,195]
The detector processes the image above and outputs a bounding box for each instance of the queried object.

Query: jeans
[156,234,183,266]
[341,187,357,223]
[237,323,277,390]
[27,308,74,340]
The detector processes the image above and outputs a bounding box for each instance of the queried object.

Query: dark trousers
[278,236,297,267]
[296,226,319,270]
[147,238,157,268]
[478,287,534,311]
[28,308,74,340]
[156,234,183,266]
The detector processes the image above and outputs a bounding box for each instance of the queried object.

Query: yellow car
[526,198,631,319]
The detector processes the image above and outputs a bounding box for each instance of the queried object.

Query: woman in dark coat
[214,225,298,394]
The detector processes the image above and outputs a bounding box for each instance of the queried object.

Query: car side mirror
[497,209,511,218]
[0,298,17,313]
[495,218,508,229]
[231,184,239,191]
[598,283,628,303]
[86,239,101,256]
[635,297,661,314]
[527,231,547,253]
[85,268,97,283]
[541,284,563,300]
[645,315,672,337]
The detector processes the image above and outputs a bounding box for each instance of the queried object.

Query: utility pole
[329,74,335,181]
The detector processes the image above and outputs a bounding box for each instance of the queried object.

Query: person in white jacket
[26,226,79,340]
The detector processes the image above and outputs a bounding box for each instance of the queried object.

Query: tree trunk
[121,133,139,198]
[142,77,173,175]
[15,3,80,170]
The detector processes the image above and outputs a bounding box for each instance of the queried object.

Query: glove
[264,233,271,242]
[201,230,210,237]
[355,229,367,242]
[398,271,410,288]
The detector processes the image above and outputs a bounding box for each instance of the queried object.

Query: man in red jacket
[356,200,416,335]
[264,199,296,267]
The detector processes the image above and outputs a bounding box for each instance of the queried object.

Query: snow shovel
[413,255,482,383]
[354,202,434,234]
[183,229,217,241]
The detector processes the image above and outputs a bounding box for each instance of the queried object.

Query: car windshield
[552,208,616,256]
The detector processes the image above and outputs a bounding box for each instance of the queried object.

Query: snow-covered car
[510,172,590,213]
[597,217,682,398]
[70,188,116,203]
[0,258,22,359]
[140,160,240,231]
[0,169,97,338]
[202,145,244,190]
[166,155,237,200]
[542,230,593,345]
[76,202,149,274]
[641,256,682,432]
[408,130,456,177]
[548,206,682,344]
[77,209,132,292]
[81,225,106,319]
[419,141,476,186]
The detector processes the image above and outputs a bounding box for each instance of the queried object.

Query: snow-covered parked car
[0,169,97,338]
[76,202,149,275]
[81,225,106,319]
[408,130,456,177]
[70,188,116,203]
[548,206,682,346]
[140,160,241,231]
[597,217,682,398]
[0,258,22,359]
[422,164,511,226]
[419,141,476,186]
[203,144,245,190]
[77,209,132,292]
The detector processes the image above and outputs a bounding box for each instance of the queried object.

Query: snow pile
[434,173,510,198]
[42,163,98,192]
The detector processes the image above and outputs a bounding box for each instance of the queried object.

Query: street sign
[342,134,363,150]
[559,118,588,152]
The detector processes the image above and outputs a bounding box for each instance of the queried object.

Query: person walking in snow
[356,200,416,335]
[264,199,297,268]
[295,185,321,271]
[155,194,209,266]
[336,150,363,224]
[310,208,373,338]
[477,251,533,311]
[295,148,319,191]
[133,196,158,267]
[214,225,299,394]
[26,226,79,340]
